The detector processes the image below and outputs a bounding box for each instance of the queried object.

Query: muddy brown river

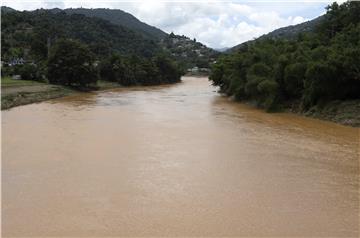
[2,76,359,237]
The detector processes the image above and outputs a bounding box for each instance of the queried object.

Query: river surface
[2,76,359,237]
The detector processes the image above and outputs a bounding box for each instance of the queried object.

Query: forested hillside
[60,8,167,40]
[228,16,324,53]
[61,8,218,69]
[1,7,182,87]
[161,33,219,69]
[210,1,360,114]
[2,6,217,71]
[1,7,159,61]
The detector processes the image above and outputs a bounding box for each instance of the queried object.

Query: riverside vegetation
[210,1,360,126]
[1,7,184,109]
[1,2,359,126]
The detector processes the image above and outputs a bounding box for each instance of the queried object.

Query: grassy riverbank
[238,97,360,127]
[1,77,122,110]
[280,98,360,127]
[1,77,74,110]
[301,100,360,127]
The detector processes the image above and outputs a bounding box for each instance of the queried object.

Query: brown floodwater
[2,76,359,237]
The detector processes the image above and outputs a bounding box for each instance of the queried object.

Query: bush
[257,79,279,110]
[154,54,182,84]
[303,62,336,108]
[18,64,38,81]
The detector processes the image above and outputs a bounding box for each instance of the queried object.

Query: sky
[2,0,344,49]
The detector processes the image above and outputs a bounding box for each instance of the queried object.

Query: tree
[209,1,360,112]
[47,39,98,87]
[17,64,38,81]
[99,54,126,83]
[257,79,279,111]
[153,54,182,83]
[303,62,336,107]
[99,53,182,86]
[209,62,224,87]
[284,63,306,98]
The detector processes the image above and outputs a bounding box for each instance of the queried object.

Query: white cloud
[116,2,312,48]
[2,0,337,48]
[43,0,65,9]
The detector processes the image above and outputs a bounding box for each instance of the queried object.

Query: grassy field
[1,77,75,110]
[1,77,123,110]
[303,100,360,127]
[1,76,44,87]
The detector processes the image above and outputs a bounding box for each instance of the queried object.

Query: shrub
[18,64,37,81]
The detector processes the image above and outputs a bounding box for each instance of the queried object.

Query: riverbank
[1,78,122,110]
[279,98,360,127]
[2,77,359,127]
[1,77,183,110]
[185,72,210,77]
[300,100,360,127]
[232,96,360,127]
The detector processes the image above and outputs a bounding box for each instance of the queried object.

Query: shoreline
[298,100,360,127]
[228,96,360,127]
[1,80,123,110]
[1,79,182,110]
[1,86,75,110]
[3,78,359,127]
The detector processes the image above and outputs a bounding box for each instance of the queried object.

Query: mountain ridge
[1,6,217,69]
[1,6,160,60]
[58,8,168,40]
[227,15,325,52]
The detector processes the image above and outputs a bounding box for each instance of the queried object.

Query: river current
[2,76,359,236]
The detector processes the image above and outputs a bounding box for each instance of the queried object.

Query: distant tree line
[99,52,182,86]
[46,39,182,87]
[210,1,360,111]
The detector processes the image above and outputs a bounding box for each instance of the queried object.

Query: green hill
[160,33,219,69]
[1,7,182,88]
[228,16,324,53]
[60,8,167,40]
[1,7,160,61]
[59,8,218,69]
[1,6,218,71]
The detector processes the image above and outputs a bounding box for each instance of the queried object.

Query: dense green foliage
[99,54,182,86]
[210,1,360,111]
[1,8,159,61]
[1,7,183,87]
[59,8,218,69]
[1,6,217,74]
[47,39,98,87]
[61,8,167,40]
[1,63,39,81]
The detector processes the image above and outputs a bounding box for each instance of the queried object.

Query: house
[12,75,21,80]
[200,68,210,72]
[8,58,25,66]
[190,66,199,73]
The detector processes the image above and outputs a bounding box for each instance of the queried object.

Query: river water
[2,76,359,237]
